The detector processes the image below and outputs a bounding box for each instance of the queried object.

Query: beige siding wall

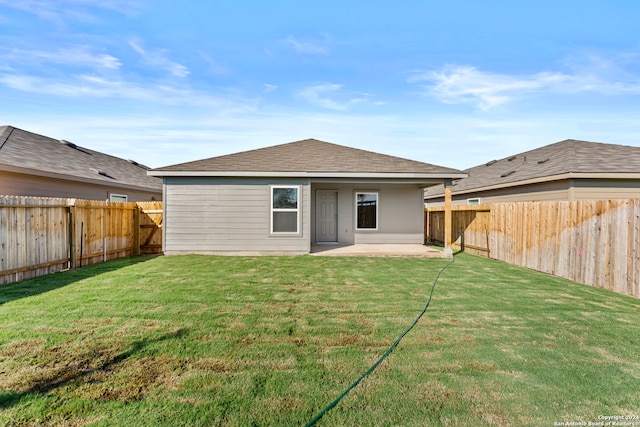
[0,171,161,202]
[312,183,424,244]
[571,179,640,200]
[451,184,570,206]
[163,177,311,254]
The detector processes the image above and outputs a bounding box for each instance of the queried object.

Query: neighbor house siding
[455,181,571,206]
[163,177,310,254]
[570,178,640,200]
[427,178,640,207]
[312,183,424,244]
[0,170,161,201]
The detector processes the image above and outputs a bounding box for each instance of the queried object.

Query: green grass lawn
[0,253,639,426]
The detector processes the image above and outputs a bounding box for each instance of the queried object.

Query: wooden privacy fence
[426,200,640,298]
[426,205,491,257]
[0,196,163,284]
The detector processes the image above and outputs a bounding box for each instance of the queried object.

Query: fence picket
[0,196,163,284]
[426,199,640,298]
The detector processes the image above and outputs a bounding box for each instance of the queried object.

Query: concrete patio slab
[310,244,450,258]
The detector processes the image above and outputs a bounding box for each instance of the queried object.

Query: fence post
[444,179,453,255]
[68,205,77,269]
[424,208,429,243]
[134,205,141,255]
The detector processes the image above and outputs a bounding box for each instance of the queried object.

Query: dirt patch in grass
[418,380,464,411]
[1,328,189,403]
[2,341,184,402]
[67,355,183,402]
[260,396,304,411]
[190,357,247,373]
[0,338,45,357]
[288,336,308,347]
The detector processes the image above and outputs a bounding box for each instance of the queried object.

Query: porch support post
[443,179,453,255]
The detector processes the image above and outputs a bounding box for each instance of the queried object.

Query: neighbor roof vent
[90,168,111,178]
[500,170,516,178]
[127,159,150,170]
[485,160,497,166]
[59,139,77,149]
[507,156,517,161]
[537,158,550,164]
[59,139,92,155]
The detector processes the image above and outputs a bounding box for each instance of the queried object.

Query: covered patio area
[310,243,450,258]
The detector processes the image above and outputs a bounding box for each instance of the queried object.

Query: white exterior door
[316,190,338,242]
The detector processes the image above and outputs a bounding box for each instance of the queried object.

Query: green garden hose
[305,256,456,426]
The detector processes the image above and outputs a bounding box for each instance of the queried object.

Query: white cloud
[0,73,137,99]
[0,46,121,70]
[298,83,343,110]
[561,52,640,94]
[282,35,330,55]
[410,56,640,110]
[0,0,143,25]
[409,65,571,110]
[297,83,369,111]
[199,52,230,76]
[129,38,190,78]
[0,73,236,108]
[263,84,278,93]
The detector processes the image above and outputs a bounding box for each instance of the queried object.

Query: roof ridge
[154,138,450,171]
[151,138,464,175]
[0,126,14,150]
[565,139,580,173]
[316,139,445,166]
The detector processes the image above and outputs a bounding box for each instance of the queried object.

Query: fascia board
[148,170,468,179]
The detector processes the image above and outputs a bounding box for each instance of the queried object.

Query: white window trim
[270,185,301,235]
[109,193,128,202]
[355,191,379,231]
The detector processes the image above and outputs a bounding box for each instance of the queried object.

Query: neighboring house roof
[149,138,466,179]
[425,139,640,198]
[0,125,162,192]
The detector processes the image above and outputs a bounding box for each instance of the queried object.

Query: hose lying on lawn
[304,256,455,427]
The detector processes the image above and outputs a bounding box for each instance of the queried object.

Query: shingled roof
[425,139,640,197]
[0,125,161,192]
[150,138,465,178]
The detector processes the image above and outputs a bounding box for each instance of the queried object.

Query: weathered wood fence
[0,196,163,284]
[426,199,640,298]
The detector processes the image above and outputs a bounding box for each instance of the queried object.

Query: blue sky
[1,1,639,169]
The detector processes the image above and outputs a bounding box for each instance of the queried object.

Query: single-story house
[0,125,162,201]
[149,139,466,255]
[425,139,640,206]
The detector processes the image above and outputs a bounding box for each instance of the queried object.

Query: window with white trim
[109,194,128,202]
[356,192,378,230]
[271,186,300,234]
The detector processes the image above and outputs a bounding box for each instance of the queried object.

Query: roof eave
[148,170,467,179]
[425,172,640,198]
